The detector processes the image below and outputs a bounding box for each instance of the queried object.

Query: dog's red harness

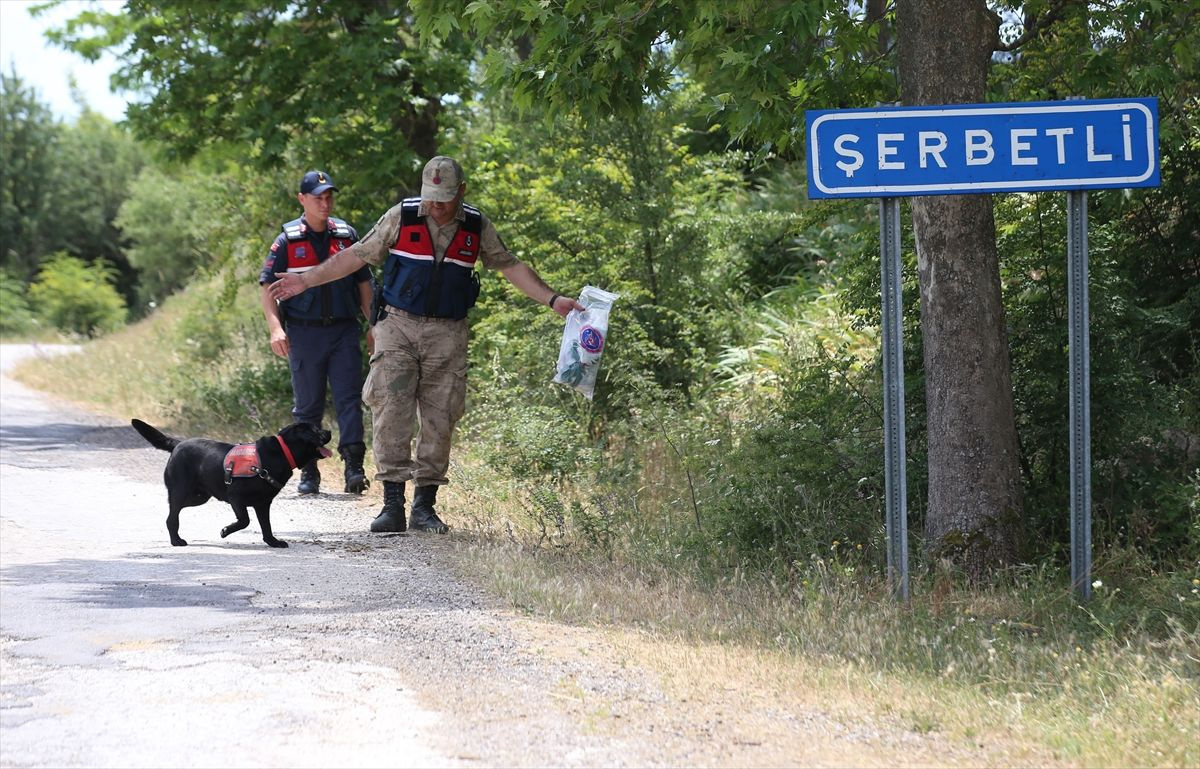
[223,436,297,488]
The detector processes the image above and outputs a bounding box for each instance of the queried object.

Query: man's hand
[268,272,307,301]
[269,327,290,358]
[551,295,586,318]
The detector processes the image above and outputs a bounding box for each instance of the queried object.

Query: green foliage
[116,166,214,306]
[0,72,144,306]
[998,192,1200,563]
[28,252,127,336]
[181,356,295,435]
[469,396,600,486]
[413,0,897,155]
[462,86,762,428]
[140,277,296,432]
[48,111,145,300]
[51,0,477,207]
[704,288,886,568]
[0,270,38,335]
[0,71,62,282]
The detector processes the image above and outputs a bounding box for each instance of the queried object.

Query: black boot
[339,442,369,494]
[370,481,407,533]
[297,460,320,494]
[409,484,448,534]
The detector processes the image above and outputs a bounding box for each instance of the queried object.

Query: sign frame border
[807,99,1158,198]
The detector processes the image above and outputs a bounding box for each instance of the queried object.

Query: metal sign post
[879,197,909,601]
[804,97,1160,601]
[1067,190,1092,600]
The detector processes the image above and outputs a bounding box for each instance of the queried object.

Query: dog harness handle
[275,435,297,469]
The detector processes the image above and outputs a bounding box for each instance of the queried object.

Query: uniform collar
[298,214,334,234]
[417,200,465,224]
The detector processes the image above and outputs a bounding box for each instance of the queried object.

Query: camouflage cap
[420,156,464,203]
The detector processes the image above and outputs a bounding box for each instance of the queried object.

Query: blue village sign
[809,97,1162,602]
[806,98,1159,199]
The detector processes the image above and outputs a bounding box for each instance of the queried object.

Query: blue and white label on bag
[806,98,1160,198]
[579,326,604,354]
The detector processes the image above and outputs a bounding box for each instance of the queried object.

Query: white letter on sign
[918,132,948,169]
[834,134,864,177]
[965,130,994,165]
[1046,127,1073,164]
[1087,125,1113,162]
[1011,128,1038,166]
[878,133,905,170]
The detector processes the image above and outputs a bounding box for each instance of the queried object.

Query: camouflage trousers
[362,307,468,486]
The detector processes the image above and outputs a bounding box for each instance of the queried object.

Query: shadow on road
[0,422,146,451]
[1,539,438,617]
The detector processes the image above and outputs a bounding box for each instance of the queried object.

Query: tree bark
[896,0,1023,578]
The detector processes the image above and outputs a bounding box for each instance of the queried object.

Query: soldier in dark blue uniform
[259,170,375,495]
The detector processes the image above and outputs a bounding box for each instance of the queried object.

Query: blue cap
[300,170,338,195]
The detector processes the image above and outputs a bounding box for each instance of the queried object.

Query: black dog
[131,419,332,548]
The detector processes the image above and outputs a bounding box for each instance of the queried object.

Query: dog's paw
[220,526,233,538]
[265,538,289,548]
[171,538,188,547]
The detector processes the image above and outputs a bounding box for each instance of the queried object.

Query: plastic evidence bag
[553,285,619,400]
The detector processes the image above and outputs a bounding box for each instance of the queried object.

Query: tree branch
[996,0,1074,53]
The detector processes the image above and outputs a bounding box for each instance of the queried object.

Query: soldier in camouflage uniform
[267,156,583,533]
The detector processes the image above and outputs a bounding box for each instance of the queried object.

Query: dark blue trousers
[286,321,365,449]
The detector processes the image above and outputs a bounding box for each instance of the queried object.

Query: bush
[28,253,127,337]
[0,270,37,335]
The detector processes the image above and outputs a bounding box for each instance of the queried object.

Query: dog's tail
[130,418,180,453]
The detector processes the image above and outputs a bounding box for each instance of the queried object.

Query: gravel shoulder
[1,344,1024,768]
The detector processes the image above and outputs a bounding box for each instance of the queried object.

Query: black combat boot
[297,460,320,494]
[370,481,407,533]
[339,442,369,494]
[409,484,448,534]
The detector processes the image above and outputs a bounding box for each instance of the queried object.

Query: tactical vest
[383,198,482,320]
[279,216,360,322]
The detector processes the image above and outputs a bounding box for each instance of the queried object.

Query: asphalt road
[0,344,457,768]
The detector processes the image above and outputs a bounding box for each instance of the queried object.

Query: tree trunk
[896,0,1023,578]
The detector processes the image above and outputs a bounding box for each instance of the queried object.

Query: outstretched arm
[499,261,584,318]
[267,250,368,302]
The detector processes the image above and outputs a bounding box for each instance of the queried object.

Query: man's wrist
[548,293,560,309]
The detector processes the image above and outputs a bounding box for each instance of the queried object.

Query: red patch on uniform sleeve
[270,241,280,253]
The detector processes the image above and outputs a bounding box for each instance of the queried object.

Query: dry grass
[13,306,182,421]
[442,523,1200,769]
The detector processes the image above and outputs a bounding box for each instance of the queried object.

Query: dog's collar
[275,435,297,469]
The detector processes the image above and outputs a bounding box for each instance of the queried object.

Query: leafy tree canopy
[46,0,477,204]
[1,71,143,301]
[412,0,895,156]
